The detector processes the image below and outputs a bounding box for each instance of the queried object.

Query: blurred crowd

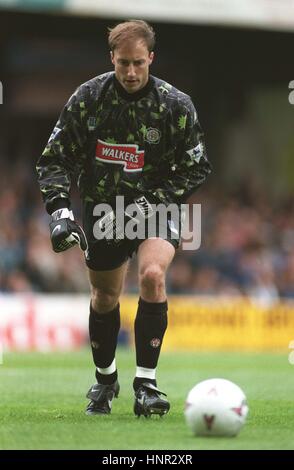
[1,159,294,304]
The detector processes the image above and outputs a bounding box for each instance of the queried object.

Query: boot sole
[134,401,170,417]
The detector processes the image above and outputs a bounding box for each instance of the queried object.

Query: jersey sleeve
[176,99,212,199]
[150,97,212,204]
[36,86,88,214]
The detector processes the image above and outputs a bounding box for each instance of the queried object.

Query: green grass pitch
[0,349,293,450]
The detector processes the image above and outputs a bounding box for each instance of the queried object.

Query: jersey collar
[113,75,155,102]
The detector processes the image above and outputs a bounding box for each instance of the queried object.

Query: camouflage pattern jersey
[36,72,212,214]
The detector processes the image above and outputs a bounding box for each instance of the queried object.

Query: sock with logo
[89,303,120,385]
[133,297,167,391]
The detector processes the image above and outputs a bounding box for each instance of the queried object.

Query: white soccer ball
[184,378,248,437]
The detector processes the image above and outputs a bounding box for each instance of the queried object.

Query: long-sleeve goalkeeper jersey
[36,72,212,214]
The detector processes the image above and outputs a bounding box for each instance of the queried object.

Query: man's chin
[123,82,140,93]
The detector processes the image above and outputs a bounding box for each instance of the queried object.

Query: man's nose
[127,64,136,77]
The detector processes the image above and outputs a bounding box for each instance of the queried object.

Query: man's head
[108,20,155,94]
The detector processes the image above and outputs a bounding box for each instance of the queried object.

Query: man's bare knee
[140,265,166,300]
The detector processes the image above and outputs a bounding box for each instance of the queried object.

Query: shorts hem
[85,257,128,272]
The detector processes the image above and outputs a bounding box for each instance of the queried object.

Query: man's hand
[49,208,88,253]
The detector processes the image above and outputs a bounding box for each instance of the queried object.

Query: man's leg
[86,262,128,415]
[133,238,175,416]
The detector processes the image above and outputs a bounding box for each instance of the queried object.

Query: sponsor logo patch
[134,196,154,219]
[186,142,204,163]
[87,116,97,131]
[48,126,61,143]
[96,139,144,172]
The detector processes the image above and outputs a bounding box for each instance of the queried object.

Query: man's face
[111,39,154,94]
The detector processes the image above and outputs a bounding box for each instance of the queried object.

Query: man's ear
[149,51,154,65]
[110,51,114,65]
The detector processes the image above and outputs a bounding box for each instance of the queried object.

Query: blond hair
[108,19,155,52]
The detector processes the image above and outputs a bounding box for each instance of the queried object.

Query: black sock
[89,303,120,385]
[134,297,168,389]
[95,369,118,386]
[133,377,157,392]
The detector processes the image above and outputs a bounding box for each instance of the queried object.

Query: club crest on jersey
[145,127,161,144]
[96,139,145,172]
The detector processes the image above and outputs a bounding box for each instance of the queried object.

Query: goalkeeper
[36,19,212,417]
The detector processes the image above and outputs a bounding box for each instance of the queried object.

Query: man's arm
[36,86,89,252]
[148,98,212,204]
[36,86,88,214]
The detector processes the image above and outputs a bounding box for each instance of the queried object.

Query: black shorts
[82,200,182,271]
